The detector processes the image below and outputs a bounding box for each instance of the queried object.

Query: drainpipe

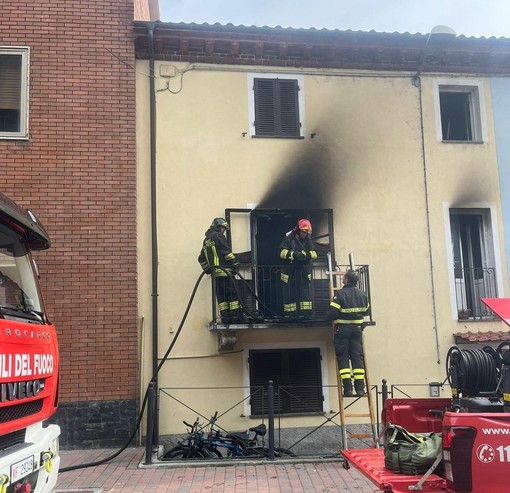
[416,76,441,365]
[147,21,159,448]
[412,29,456,365]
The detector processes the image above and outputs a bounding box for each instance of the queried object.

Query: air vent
[0,400,43,423]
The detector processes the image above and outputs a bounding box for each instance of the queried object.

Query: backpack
[384,423,442,475]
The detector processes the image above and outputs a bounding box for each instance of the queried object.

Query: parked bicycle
[162,416,221,459]
[162,412,296,460]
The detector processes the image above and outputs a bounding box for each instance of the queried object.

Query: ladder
[327,253,378,450]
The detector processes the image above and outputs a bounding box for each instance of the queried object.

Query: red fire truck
[0,192,60,492]
[342,298,510,493]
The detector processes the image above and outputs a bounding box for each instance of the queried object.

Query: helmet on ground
[211,217,229,230]
[297,219,312,233]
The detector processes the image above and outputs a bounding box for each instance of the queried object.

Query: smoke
[257,145,339,210]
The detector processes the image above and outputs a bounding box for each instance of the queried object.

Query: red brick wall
[1,1,137,403]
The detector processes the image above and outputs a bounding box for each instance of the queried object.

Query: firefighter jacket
[279,231,318,270]
[326,285,370,326]
[198,226,238,277]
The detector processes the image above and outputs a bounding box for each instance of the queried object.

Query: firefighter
[278,219,318,319]
[326,270,370,397]
[198,217,242,324]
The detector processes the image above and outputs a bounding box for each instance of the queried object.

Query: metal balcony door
[451,212,494,317]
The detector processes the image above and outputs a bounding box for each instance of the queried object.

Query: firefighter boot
[354,379,365,397]
[220,310,232,324]
[342,379,353,397]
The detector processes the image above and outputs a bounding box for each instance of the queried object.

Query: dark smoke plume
[257,146,338,210]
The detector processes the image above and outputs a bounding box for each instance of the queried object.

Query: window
[225,208,335,322]
[449,209,497,319]
[249,348,323,415]
[248,74,304,138]
[0,48,29,139]
[434,81,485,143]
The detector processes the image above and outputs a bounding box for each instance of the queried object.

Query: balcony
[454,267,498,320]
[208,263,373,335]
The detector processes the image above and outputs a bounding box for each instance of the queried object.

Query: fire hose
[446,344,510,399]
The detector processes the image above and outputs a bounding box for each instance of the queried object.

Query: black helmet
[211,217,229,230]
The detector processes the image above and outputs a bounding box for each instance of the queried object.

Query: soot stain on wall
[257,145,342,210]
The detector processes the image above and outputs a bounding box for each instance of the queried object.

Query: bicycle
[162,417,222,459]
[208,421,268,458]
[162,413,296,460]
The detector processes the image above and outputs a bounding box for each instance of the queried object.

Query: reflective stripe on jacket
[327,285,369,325]
[278,231,317,265]
[197,226,237,276]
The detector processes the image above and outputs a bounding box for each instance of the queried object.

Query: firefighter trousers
[214,275,240,323]
[281,267,312,317]
[333,324,364,376]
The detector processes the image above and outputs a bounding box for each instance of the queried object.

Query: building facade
[134,23,510,448]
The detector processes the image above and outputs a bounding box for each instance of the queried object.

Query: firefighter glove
[293,250,305,262]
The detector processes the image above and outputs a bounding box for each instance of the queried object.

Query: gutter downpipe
[415,74,441,365]
[148,22,159,451]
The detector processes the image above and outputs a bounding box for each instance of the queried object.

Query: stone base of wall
[49,399,138,449]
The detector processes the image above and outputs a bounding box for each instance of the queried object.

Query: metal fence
[210,264,372,324]
[145,380,383,464]
[454,267,498,320]
[144,379,451,464]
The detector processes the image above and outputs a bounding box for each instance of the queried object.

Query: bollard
[145,381,156,465]
[382,379,388,406]
[267,380,275,460]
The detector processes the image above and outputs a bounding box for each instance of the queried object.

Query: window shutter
[254,78,276,136]
[0,55,22,110]
[249,350,284,415]
[278,79,300,136]
[287,348,323,413]
[249,348,323,415]
[254,78,300,137]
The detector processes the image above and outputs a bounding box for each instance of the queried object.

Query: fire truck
[0,192,60,492]
[342,298,510,493]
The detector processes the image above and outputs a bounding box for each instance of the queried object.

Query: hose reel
[446,344,510,410]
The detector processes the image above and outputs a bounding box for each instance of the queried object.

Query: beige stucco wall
[136,61,509,435]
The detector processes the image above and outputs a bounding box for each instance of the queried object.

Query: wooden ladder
[327,253,378,450]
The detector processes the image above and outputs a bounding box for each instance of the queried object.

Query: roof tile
[454,330,510,343]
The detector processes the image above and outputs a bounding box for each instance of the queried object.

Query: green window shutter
[254,78,300,137]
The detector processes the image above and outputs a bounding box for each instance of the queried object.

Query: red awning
[482,298,510,328]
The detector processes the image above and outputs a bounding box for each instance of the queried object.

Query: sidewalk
[55,447,379,492]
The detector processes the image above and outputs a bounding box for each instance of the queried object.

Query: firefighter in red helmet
[198,217,242,324]
[278,219,318,319]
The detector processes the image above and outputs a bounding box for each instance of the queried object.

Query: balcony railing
[454,267,498,320]
[210,264,372,326]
